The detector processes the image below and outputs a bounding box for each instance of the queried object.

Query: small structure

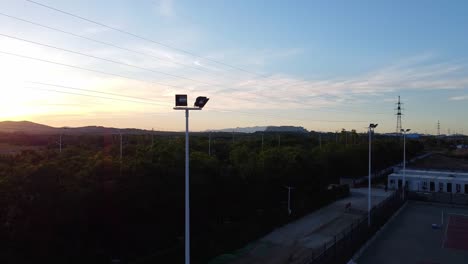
[388,169,468,194]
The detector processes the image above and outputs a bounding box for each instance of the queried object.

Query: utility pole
[285,186,295,215]
[319,133,322,150]
[345,130,348,147]
[59,134,62,153]
[278,134,281,147]
[208,132,211,156]
[261,134,264,152]
[151,128,154,149]
[119,133,123,177]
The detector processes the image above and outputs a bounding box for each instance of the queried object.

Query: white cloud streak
[153,0,175,18]
[449,95,468,101]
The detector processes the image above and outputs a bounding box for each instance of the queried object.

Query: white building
[388,169,468,194]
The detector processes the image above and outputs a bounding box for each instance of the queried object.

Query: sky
[0,0,467,134]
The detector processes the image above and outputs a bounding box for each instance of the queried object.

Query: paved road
[229,188,393,264]
[357,201,468,264]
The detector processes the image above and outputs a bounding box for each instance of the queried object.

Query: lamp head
[175,94,188,107]
[194,96,209,108]
[369,123,378,128]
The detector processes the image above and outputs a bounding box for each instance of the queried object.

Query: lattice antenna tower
[437,120,440,136]
[395,95,403,134]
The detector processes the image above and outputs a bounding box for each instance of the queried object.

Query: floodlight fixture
[194,96,209,108]
[173,94,209,264]
[175,94,188,107]
[369,123,378,128]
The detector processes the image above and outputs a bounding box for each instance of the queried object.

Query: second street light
[368,123,378,227]
[401,128,411,199]
[174,94,209,264]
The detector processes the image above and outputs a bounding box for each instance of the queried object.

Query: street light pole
[174,95,209,264]
[401,128,411,199]
[368,128,371,226]
[368,123,378,227]
[184,109,190,264]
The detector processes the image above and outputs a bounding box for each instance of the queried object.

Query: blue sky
[0,0,467,134]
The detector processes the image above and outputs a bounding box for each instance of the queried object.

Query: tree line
[0,131,424,263]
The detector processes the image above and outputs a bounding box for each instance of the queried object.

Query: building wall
[388,174,468,194]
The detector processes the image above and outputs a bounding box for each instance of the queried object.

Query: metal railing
[300,190,405,264]
[408,191,468,206]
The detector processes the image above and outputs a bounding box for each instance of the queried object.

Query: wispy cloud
[449,95,468,101]
[153,0,175,18]
[202,54,468,110]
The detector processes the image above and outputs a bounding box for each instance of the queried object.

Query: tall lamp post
[174,94,209,264]
[401,128,411,199]
[368,123,378,226]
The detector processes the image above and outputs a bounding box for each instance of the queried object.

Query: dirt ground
[410,153,468,171]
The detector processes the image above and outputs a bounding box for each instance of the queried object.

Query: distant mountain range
[0,121,152,135]
[0,121,309,135]
[209,126,308,133]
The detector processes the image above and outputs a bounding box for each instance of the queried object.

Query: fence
[300,189,405,264]
[408,191,468,206]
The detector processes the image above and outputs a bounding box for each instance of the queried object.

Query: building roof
[390,173,468,182]
[392,169,468,179]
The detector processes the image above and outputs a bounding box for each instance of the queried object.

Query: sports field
[357,201,468,264]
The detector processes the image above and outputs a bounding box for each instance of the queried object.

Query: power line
[0,33,219,87]
[0,12,396,113]
[0,50,189,90]
[0,12,228,78]
[0,10,319,96]
[22,86,172,107]
[0,15,357,110]
[31,81,378,122]
[24,0,292,83]
[29,81,171,105]
[0,48,390,118]
[0,46,387,114]
[1,12,349,105]
[24,84,369,124]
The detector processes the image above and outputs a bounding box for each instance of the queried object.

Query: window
[456,184,461,193]
[465,184,468,194]
[422,181,428,191]
[439,182,444,192]
[430,182,435,192]
[398,180,402,189]
[390,179,395,185]
[447,183,452,193]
